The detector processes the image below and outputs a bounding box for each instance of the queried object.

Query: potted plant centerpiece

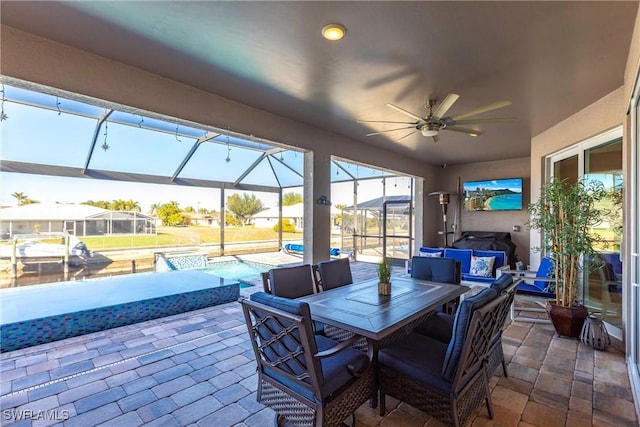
[527,177,607,337]
[378,257,392,295]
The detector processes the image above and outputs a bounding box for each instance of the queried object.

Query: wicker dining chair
[413,274,518,377]
[241,292,374,427]
[411,256,462,314]
[316,258,353,291]
[264,264,319,298]
[379,288,508,427]
[263,264,325,336]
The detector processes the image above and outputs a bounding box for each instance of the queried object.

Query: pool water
[200,260,274,282]
[0,270,240,352]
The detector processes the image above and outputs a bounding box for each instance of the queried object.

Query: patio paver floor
[1,261,637,427]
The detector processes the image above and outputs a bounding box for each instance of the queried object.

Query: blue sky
[0,84,412,212]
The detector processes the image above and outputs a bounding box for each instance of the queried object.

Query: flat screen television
[463,177,523,211]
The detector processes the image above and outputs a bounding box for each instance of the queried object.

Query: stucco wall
[436,157,531,265]
[529,88,625,268]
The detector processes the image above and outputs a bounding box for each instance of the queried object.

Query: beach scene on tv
[463,178,523,211]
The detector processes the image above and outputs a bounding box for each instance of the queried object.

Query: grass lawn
[79,225,301,250]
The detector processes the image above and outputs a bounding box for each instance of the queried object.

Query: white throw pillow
[469,255,496,277]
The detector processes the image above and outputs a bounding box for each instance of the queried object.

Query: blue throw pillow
[442,287,497,382]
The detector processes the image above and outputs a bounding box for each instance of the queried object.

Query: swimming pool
[0,270,240,352]
[200,259,274,283]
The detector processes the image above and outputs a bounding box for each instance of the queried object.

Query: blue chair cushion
[600,252,622,276]
[535,257,555,290]
[411,256,459,284]
[251,289,324,335]
[414,312,454,343]
[460,274,497,284]
[490,274,514,294]
[251,291,310,316]
[443,248,473,277]
[379,333,451,393]
[263,334,369,403]
[442,287,497,382]
[418,247,444,257]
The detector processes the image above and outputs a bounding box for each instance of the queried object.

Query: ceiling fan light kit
[359,93,513,142]
[420,125,439,137]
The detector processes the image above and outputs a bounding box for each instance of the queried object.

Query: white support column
[278,190,283,250]
[220,187,225,256]
[303,151,331,264]
[413,178,424,252]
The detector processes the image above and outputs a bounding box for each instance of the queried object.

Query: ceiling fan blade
[357,119,417,125]
[432,93,460,118]
[432,134,440,143]
[366,126,416,136]
[445,126,483,137]
[453,117,515,125]
[450,100,512,120]
[385,103,425,121]
[397,130,417,142]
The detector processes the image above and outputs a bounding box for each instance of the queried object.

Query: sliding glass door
[630,70,640,403]
[548,129,623,331]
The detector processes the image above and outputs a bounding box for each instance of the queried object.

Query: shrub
[273,219,296,233]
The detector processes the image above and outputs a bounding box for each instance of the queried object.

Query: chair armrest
[499,267,555,282]
[315,334,370,358]
[499,267,539,276]
[315,334,374,376]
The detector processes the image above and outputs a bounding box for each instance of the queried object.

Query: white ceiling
[2,1,637,165]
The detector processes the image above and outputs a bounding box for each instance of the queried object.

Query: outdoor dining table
[297,275,469,341]
[297,275,469,406]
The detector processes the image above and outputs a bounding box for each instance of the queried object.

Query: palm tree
[124,200,141,212]
[11,192,28,206]
[149,203,160,216]
[111,199,127,211]
[282,192,303,206]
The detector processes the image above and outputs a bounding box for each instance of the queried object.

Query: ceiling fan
[358,94,513,143]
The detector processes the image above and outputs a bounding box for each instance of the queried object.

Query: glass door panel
[553,154,579,183]
[383,200,412,262]
[584,139,623,328]
[548,130,623,332]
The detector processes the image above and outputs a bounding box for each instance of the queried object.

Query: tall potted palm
[527,177,607,337]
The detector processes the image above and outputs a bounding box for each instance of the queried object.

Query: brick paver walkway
[1,261,637,426]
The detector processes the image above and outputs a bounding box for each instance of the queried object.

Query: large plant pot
[545,302,589,338]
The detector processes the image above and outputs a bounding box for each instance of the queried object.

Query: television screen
[463,178,523,211]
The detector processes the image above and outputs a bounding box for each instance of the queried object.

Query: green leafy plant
[378,257,392,284]
[527,177,607,307]
[273,218,296,233]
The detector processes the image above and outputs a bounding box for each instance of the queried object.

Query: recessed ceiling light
[322,24,346,41]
